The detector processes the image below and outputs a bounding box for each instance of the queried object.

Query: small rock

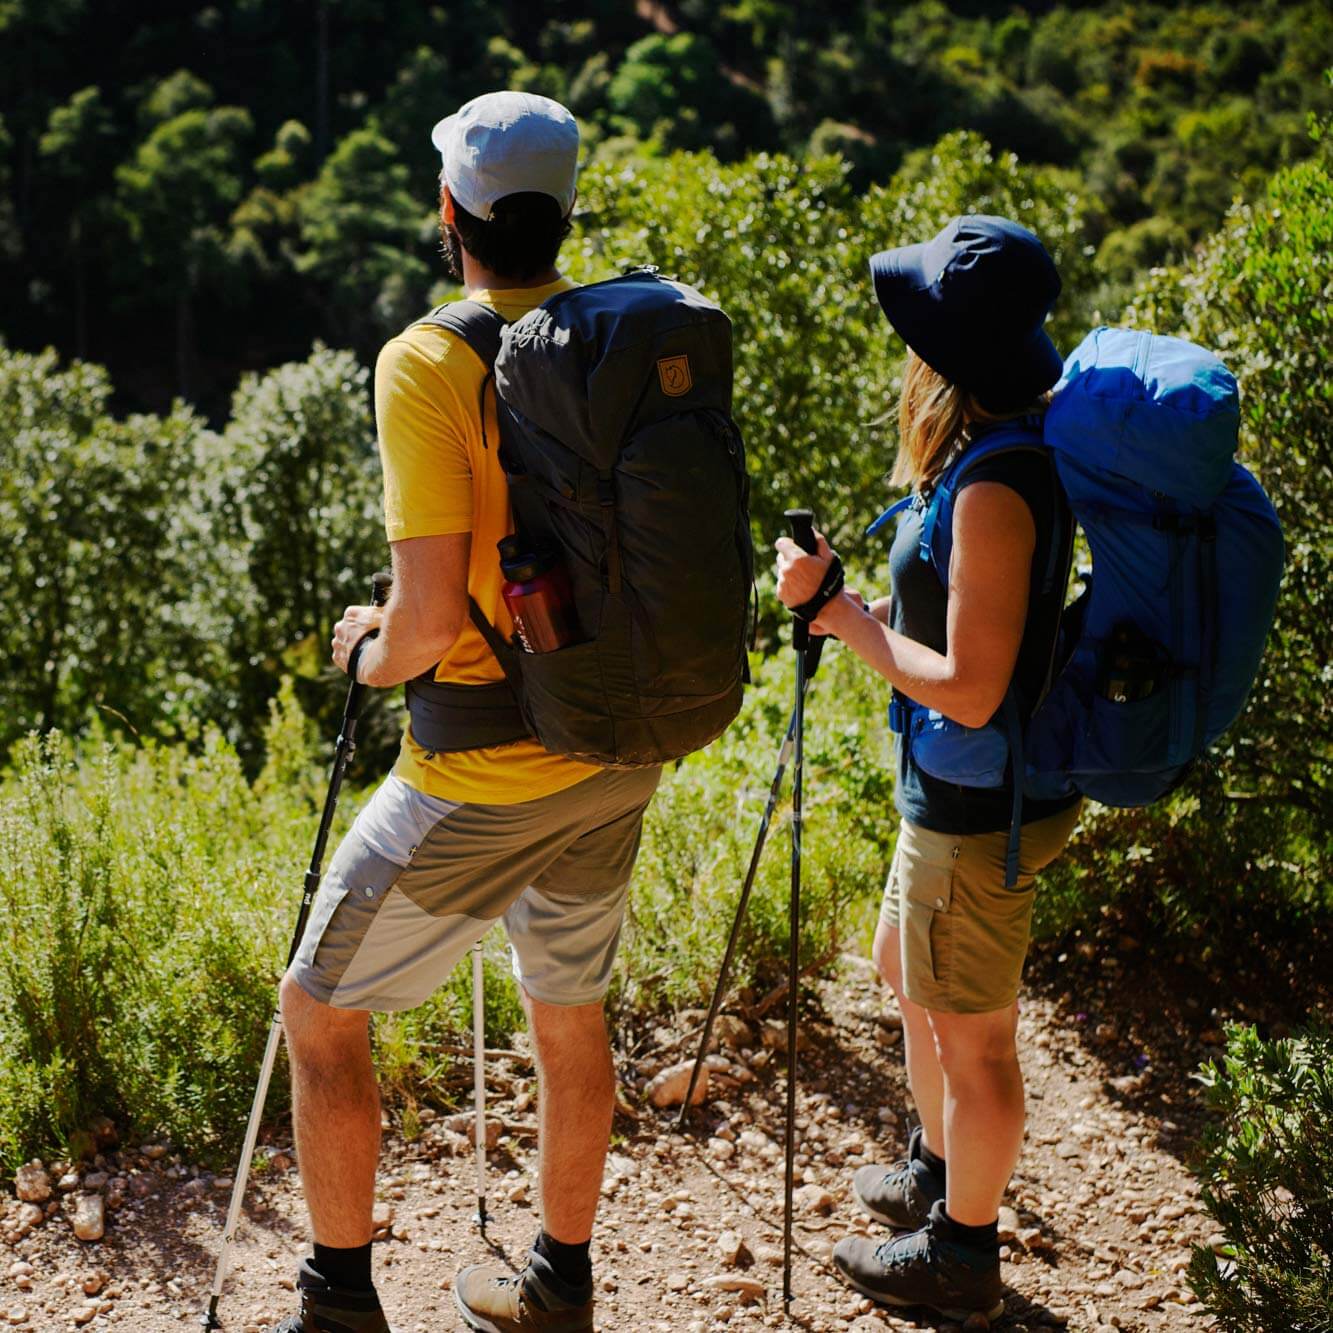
[82,1272,106,1296]
[759,1020,809,1053]
[794,1184,834,1216]
[2,1305,28,1326]
[140,1144,168,1161]
[371,1201,394,1237]
[716,1230,751,1267]
[645,1061,708,1109]
[14,1204,43,1237]
[72,1195,104,1243]
[997,1206,1021,1244]
[607,1153,638,1179]
[444,1115,501,1151]
[13,1166,50,1205]
[665,1271,690,1292]
[57,1172,80,1193]
[508,1181,529,1204]
[81,1172,108,1193]
[702,1275,765,1300]
[706,1138,735,1161]
[1018,1226,1053,1254]
[755,1244,783,1267]
[713,1015,755,1051]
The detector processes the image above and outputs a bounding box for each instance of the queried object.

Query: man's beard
[440,219,464,283]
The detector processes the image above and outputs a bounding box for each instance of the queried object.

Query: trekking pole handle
[784,509,818,653]
[347,569,393,683]
[785,508,818,557]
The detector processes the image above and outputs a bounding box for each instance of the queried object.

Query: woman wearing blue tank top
[775,215,1082,1324]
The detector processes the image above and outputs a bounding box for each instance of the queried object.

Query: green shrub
[616,644,893,1017]
[1189,1022,1333,1330]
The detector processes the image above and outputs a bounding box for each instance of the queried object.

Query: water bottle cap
[498,536,550,583]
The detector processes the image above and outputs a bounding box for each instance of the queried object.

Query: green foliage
[292,124,431,350]
[1188,1023,1333,1330]
[205,343,391,759]
[0,649,894,1163]
[0,728,295,1168]
[0,344,231,751]
[618,646,892,1015]
[607,33,772,157]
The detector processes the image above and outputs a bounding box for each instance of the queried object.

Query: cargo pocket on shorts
[900,832,959,998]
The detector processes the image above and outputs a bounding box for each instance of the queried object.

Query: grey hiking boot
[272,1258,392,1333]
[852,1124,945,1230]
[454,1249,594,1332]
[832,1199,1004,1323]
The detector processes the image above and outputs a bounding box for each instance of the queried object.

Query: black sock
[938,1209,999,1252]
[919,1140,947,1180]
[312,1242,374,1293]
[535,1230,592,1291]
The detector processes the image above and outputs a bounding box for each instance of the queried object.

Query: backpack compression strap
[404,301,531,754]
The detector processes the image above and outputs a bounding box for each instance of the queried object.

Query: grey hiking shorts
[289,766,661,1012]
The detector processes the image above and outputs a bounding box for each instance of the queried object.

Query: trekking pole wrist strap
[347,630,378,684]
[790,555,845,623]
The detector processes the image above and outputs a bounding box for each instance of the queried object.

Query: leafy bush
[617,644,894,1016]
[1189,1022,1333,1330]
[0,649,898,1167]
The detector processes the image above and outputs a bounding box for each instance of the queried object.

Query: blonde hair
[891,351,1046,491]
[892,351,974,491]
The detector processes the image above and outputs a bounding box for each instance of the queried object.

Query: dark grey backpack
[405,269,753,767]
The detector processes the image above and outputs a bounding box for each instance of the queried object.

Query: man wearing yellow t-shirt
[277,93,660,1333]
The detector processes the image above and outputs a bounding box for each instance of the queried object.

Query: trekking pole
[676,635,826,1130]
[472,940,489,1233]
[782,507,819,1307]
[201,570,393,1332]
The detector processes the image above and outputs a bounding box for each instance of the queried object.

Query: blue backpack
[868,327,1285,886]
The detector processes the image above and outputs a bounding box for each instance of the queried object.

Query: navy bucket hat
[870,215,1063,414]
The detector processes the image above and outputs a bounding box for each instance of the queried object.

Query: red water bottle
[499,537,578,653]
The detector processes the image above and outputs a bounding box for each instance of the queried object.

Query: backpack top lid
[495,271,733,470]
[1046,327,1240,507]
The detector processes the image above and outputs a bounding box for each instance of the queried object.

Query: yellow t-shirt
[374,277,600,804]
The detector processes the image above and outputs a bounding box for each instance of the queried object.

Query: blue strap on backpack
[868,328,1285,889]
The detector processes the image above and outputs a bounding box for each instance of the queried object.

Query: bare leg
[525,991,615,1244]
[872,918,945,1155]
[280,972,380,1247]
[928,1003,1023,1226]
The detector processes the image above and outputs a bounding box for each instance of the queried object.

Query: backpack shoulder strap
[417,300,506,370]
[922,424,1049,581]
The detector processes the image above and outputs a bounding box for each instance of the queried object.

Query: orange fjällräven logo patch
[657,354,692,397]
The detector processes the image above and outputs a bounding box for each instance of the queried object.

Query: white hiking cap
[431,91,579,222]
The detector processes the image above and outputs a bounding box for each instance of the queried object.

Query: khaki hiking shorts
[879,803,1081,1015]
[290,766,661,1012]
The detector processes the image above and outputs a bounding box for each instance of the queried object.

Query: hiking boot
[831,1200,1004,1323]
[272,1258,392,1333]
[851,1124,945,1230]
[454,1249,594,1332]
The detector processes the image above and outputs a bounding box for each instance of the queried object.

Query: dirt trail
[0,935,1227,1333]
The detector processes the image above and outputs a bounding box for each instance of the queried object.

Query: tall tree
[37,87,115,358]
[114,77,251,397]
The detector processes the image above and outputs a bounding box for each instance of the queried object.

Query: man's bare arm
[330,532,471,687]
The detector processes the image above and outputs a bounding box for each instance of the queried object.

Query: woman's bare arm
[775,482,1034,728]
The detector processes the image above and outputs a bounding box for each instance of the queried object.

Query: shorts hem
[514,979,613,1008]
